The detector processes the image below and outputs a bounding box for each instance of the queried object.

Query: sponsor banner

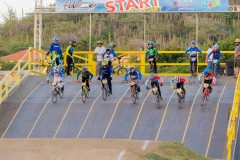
[56,0,228,13]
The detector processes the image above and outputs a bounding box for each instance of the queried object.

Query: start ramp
[0,75,236,159]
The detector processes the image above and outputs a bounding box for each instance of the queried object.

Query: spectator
[205,42,215,72]
[108,42,118,57]
[65,40,76,75]
[234,38,240,78]
[45,35,63,58]
[94,40,106,75]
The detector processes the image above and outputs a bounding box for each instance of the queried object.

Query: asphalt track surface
[0,75,236,159]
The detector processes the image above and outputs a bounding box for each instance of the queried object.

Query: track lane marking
[142,140,150,150]
[117,149,126,160]
[53,89,82,138]
[27,97,51,138]
[102,87,129,139]
[155,90,175,141]
[76,92,101,138]
[129,90,151,140]
[181,85,202,143]
[1,82,43,138]
[205,83,227,157]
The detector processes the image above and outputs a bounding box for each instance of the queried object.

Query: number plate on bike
[82,82,86,86]
[130,82,135,86]
[203,83,209,88]
[58,82,64,88]
[152,87,158,92]
[191,57,196,61]
[176,88,182,93]
[52,82,57,86]
[149,58,154,61]
[213,59,218,63]
[102,79,108,84]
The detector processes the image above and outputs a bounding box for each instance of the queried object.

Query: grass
[130,142,211,160]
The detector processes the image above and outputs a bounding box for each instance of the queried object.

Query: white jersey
[94,46,106,61]
[206,48,213,61]
[103,53,114,62]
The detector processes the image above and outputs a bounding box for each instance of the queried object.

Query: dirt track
[0,139,159,160]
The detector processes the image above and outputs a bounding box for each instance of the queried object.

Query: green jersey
[77,70,93,80]
[146,47,158,58]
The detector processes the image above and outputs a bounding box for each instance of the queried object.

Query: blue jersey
[124,70,142,81]
[47,42,63,57]
[184,47,202,57]
[108,46,118,57]
[99,65,113,77]
[68,47,74,56]
[210,49,222,60]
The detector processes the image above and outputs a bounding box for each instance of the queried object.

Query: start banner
[55,0,228,13]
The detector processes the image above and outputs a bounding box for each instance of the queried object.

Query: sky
[0,0,55,23]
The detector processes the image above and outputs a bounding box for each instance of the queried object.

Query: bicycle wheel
[201,93,205,106]
[150,62,154,71]
[178,96,182,109]
[117,68,128,76]
[82,91,86,103]
[102,86,107,101]
[214,64,218,77]
[157,94,161,109]
[155,94,160,102]
[52,90,58,103]
[192,62,195,76]
[59,87,64,99]
[131,90,137,104]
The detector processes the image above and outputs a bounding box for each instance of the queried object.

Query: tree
[0,3,17,22]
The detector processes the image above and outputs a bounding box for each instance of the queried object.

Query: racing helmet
[213,44,219,50]
[109,42,116,48]
[149,72,155,80]
[175,76,180,83]
[53,35,59,41]
[102,59,108,66]
[53,67,59,75]
[204,68,210,76]
[191,40,196,44]
[148,41,154,45]
[82,66,88,73]
[129,66,135,72]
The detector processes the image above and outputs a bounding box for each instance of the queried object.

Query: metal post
[144,14,146,50]
[89,13,92,51]
[86,14,92,66]
[5,80,8,98]
[0,85,2,104]
[17,61,21,86]
[34,0,43,51]
[196,13,199,74]
[196,13,199,45]
[34,0,43,72]
[28,49,31,74]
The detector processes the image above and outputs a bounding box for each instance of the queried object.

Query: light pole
[196,13,199,45]
[144,14,146,50]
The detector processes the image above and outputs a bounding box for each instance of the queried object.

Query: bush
[128,55,140,63]
[0,60,17,70]
[141,153,163,160]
